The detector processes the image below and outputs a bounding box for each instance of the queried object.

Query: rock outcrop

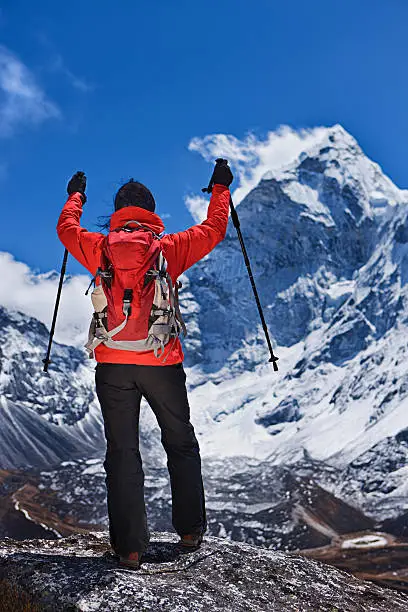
[1,532,408,611]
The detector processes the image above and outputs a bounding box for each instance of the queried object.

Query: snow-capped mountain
[0,306,103,467]
[1,124,408,533]
[182,126,408,472]
[184,125,405,370]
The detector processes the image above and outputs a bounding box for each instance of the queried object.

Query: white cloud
[184,195,209,224]
[186,126,329,220]
[0,45,60,136]
[0,252,92,347]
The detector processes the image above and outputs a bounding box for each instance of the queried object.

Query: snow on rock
[1,531,408,611]
[183,124,407,370]
[341,534,389,549]
[0,305,104,468]
[332,428,408,523]
[180,125,408,491]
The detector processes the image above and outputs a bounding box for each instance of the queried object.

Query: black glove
[67,171,87,203]
[211,158,233,188]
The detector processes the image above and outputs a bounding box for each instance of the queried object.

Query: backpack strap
[174,280,187,337]
[85,288,134,355]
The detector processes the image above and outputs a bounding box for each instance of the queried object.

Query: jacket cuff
[68,192,86,206]
[212,184,230,193]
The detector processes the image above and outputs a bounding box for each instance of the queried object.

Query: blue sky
[1,0,408,275]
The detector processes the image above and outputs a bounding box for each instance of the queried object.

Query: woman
[57,162,233,569]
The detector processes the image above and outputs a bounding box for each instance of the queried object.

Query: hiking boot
[179,534,203,549]
[119,552,141,570]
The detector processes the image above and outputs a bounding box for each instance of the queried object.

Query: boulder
[1,532,408,611]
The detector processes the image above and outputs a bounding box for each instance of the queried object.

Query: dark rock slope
[0,306,103,469]
[1,532,408,611]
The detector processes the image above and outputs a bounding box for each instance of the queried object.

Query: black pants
[95,363,206,556]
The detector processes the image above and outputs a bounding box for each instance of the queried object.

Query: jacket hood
[109,206,165,235]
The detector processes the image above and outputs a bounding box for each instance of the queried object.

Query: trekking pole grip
[202,158,228,194]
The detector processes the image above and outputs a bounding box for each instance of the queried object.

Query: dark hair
[96,179,156,231]
[114,179,156,212]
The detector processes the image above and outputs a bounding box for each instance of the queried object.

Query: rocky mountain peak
[184,126,402,367]
[261,124,406,226]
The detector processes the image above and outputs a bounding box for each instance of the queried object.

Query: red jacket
[57,184,230,365]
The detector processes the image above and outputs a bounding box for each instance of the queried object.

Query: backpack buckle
[123,289,133,316]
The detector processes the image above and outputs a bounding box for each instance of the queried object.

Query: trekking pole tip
[42,358,51,374]
[269,355,279,372]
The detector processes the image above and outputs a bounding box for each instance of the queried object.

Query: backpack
[85,220,186,360]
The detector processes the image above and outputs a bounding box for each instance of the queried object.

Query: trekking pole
[203,159,279,371]
[42,248,69,373]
